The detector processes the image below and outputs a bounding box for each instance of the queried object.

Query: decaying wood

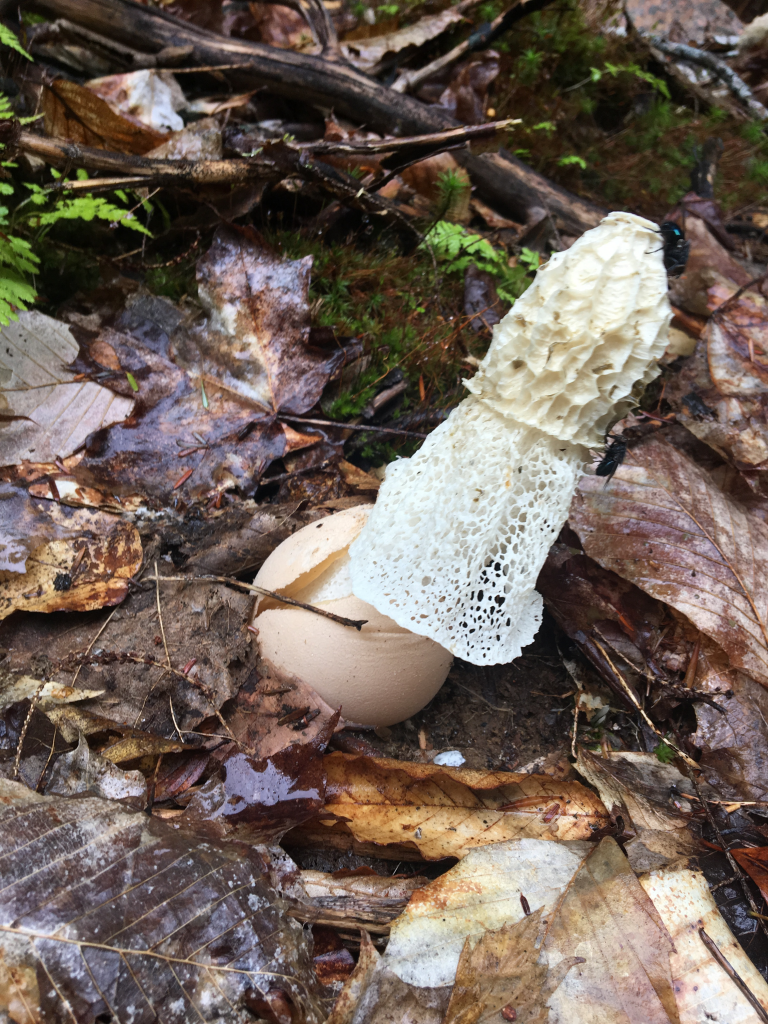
[18,119,520,244]
[28,0,605,235]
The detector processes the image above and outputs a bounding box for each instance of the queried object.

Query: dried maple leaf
[0,779,326,1023]
[300,753,609,860]
[571,436,768,689]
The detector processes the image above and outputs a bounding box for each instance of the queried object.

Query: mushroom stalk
[349,212,673,665]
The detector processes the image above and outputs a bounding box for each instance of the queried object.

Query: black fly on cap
[659,221,690,277]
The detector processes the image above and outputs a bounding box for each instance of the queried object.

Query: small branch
[279,415,428,438]
[642,34,768,120]
[147,574,368,631]
[699,929,768,1023]
[393,0,556,95]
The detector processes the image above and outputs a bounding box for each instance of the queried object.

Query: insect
[658,221,690,277]
[595,433,627,481]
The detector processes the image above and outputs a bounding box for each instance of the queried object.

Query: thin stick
[699,929,768,1022]
[13,682,45,782]
[70,606,119,689]
[154,560,172,672]
[590,637,697,767]
[687,769,768,945]
[147,574,368,631]
[35,724,58,792]
[279,415,428,439]
[169,696,185,743]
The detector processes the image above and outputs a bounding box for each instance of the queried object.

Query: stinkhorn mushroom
[348,211,672,665]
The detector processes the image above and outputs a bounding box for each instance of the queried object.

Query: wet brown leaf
[667,284,768,468]
[182,714,339,843]
[212,672,340,762]
[44,732,147,805]
[43,78,168,154]
[0,311,134,465]
[376,838,676,1024]
[731,845,768,901]
[302,753,609,860]
[574,749,718,832]
[0,486,141,619]
[0,778,326,1023]
[443,909,581,1024]
[571,435,768,689]
[0,578,258,738]
[75,328,298,501]
[437,52,500,126]
[187,225,347,413]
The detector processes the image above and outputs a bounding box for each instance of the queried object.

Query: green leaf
[558,154,587,169]
[126,372,139,392]
[0,23,32,60]
[654,741,676,764]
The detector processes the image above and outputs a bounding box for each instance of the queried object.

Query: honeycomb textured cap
[349,397,585,664]
[465,211,671,445]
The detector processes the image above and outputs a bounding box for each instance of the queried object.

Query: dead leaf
[575,749,718,832]
[147,116,223,159]
[43,78,168,154]
[571,435,768,689]
[376,836,676,1024]
[668,217,751,317]
[303,753,609,860]
[0,670,102,710]
[87,69,187,132]
[640,861,768,1022]
[666,286,768,468]
[464,265,502,331]
[212,672,341,762]
[44,732,147,805]
[27,478,145,514]
[183,715,338,842]
[344,6,467,71]
[0,488,142,619]
[443,908,582,1024]
[75,327,297,501]
[731,845,768,902]
[0,577,258,738]
[543,838,679,1024]
[0,778,326,1023]
[325,931,380,1024]
[437,52,500,126]
[692,661,768,801]
[247,2,315,50]
[0,310,134,465]
[187,224,349,413]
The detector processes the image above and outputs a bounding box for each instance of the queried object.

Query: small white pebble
[432,750,465,767]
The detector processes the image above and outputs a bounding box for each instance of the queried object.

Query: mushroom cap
[465,211,670,446]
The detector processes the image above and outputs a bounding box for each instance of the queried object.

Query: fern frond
[0,23,32,61]
[32,194,152,235]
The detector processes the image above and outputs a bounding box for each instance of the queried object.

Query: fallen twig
[279,415,428,438]
[27,0,604,233]
[699,929,768,1022]
[146,573,368,630]
[643,34,768,120]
